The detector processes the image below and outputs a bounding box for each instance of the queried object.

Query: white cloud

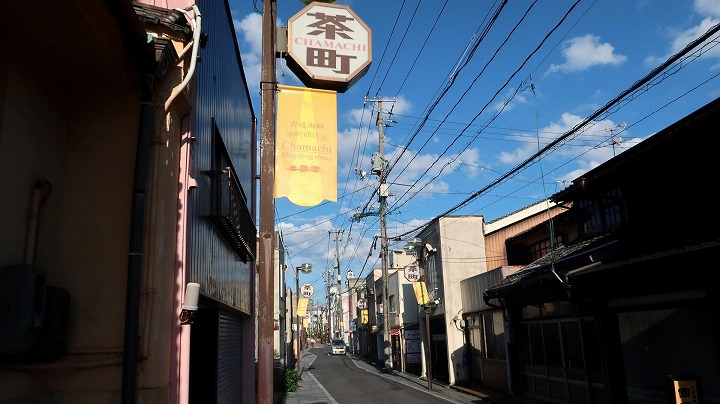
[234,13,262,91]
[495,112,631,166]
[388,96,412,116]
[383,146,468,198]
[234,13,295,92]
[668,17,720,58]
[235,13,263,55]
[695,0,720,17]
[496,110,654,190]
[345,106,370,126]
[645,3,720,67]
[337,126,376,167]
[497,113,583,165]
[547,34,627,74]
[346,95,413,126]
[451,149,490,178]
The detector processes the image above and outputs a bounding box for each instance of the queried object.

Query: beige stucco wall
[437,216,486,385]
[0,60,139,399]
[0,7,186,401]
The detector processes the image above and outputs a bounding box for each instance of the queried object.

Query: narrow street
[284,347,494,403]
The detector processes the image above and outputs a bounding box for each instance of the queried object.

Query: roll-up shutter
[217,310,243,403]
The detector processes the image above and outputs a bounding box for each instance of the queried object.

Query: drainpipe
[121,69,155,404]
[166,6,201,111]
[121,5,201,403]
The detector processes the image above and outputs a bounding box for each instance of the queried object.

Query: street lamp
[406,239,435,391]
[295,263,312,372]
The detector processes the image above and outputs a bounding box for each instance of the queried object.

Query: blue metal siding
[189,0,256,314]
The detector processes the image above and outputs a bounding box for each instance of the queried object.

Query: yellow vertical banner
[413,281,430,305]
[296,297,309,317]
[275,85,337,206]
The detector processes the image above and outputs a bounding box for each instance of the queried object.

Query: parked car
[330,339,346,355]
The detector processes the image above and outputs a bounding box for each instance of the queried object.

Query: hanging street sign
[286,2,372,93]
[301,283,314,297]
[404,265,420,282]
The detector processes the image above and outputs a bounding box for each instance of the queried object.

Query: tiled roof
[484,233,618,298]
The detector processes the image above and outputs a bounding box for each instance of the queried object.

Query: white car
[330,339,346,355]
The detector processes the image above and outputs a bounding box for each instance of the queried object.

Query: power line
[392,20,720,240]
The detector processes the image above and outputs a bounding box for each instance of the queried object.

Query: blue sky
[231,0,720,304]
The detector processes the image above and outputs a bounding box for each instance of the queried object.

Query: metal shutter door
[217,310,243,403]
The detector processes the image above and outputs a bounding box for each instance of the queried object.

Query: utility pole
[258,0,276,402]
[378,101,392,373]
[330,230,343,339]
[364,97,393,373]
[324,269,332,342]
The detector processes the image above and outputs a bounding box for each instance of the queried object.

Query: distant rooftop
[484,199,557,234]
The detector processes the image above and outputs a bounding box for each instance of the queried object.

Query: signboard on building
[406,339,421,353]
[413,281,430,305]
[404,329,421,340]
[407,353,422,364]
[286,2,372,93]
[360,309,368,324]
[405,328,421,364]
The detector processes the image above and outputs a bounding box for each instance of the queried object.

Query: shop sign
[404,265,419,281]
[286,2,372,92]
[406,353,421,364]
[301,283,314,297]
[404,329,421,340]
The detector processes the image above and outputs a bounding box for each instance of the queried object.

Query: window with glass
[577,186,624,236]
[427,253,439,300]
[517,318,606,404]
[529,234,566,261]
[483,310,506,360]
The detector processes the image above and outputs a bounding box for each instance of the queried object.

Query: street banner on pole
[276,85,337,206]
[297,297,309,317]
[413,281,430,305]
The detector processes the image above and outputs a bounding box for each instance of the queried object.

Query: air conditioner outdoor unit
[0,265,46,354]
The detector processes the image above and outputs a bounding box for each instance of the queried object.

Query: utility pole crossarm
[352,210,378,221]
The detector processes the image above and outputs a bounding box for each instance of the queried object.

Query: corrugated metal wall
[460,267,522,312]
[189,0,256,314]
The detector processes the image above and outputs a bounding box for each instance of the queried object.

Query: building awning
[484,233,720,308]
[483,233,619,307]
[566,237,720,299]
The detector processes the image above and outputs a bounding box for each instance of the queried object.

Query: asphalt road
[308,347,467,403]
